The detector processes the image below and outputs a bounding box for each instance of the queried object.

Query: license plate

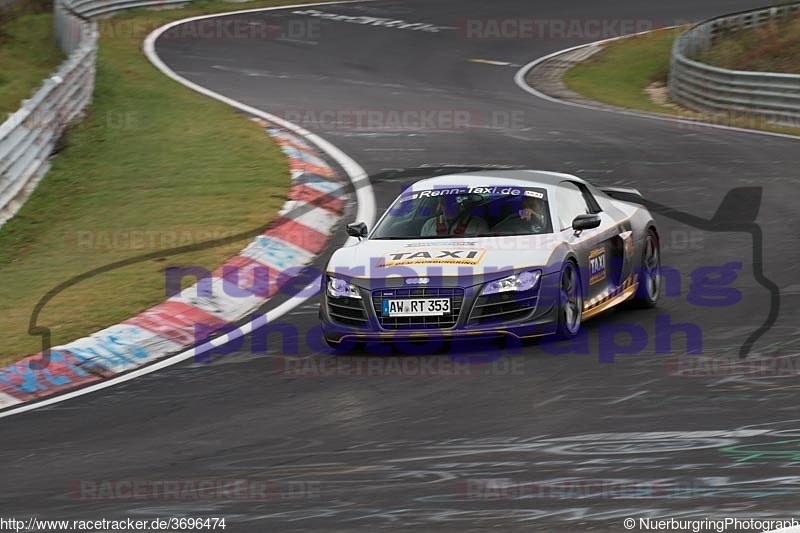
[382,298,450,317]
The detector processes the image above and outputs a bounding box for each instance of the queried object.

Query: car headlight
[327,276,362,299]
[481,270,541,296]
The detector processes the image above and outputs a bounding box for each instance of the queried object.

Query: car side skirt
[582,275,638,321]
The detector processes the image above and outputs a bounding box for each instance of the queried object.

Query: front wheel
[556,261,583,338]
[630,229,661,308]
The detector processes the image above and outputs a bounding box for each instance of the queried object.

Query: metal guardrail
[0,0,191,227]
[0,3,96,226]
[67,0,188,19]
[668,3,800,120]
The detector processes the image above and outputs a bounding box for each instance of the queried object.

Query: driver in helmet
[518,194,547,228]
[492,194,548,234]
[420,194,489,237]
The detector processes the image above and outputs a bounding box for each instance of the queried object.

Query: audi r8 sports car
[320,170,661,349]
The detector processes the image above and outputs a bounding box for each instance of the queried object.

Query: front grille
[468,289,538,325]
[372,287,464,330]
[327,296,367,327]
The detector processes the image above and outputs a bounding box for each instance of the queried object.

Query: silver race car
[320,170,661,349]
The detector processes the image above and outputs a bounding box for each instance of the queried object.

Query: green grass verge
[0,0,325,364]
[696,14,800,73]
[562,29,679,114]
[562,27,800,136]
[0,10,64,115]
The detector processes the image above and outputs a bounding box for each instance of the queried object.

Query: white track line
[0,1,375,419]
[606,390,648,405]
[514,29,800,142]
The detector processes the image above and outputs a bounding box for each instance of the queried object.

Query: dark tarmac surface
[2,1,799,531]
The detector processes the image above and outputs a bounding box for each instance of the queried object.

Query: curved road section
[2,1,799,531]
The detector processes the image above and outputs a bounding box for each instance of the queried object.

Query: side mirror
[572,213,601,232]
[346,222,368,239]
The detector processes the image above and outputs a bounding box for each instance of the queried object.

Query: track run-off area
[2,1,800,531]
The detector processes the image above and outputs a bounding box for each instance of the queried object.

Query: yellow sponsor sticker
[379,249,487,267]
[589,247,607,285]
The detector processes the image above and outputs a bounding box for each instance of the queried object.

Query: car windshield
[370,185,552,239]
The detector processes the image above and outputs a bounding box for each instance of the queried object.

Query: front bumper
[320,272,561,344]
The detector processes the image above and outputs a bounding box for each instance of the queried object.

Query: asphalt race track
[3,1,800,531]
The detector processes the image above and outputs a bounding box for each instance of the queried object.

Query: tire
[556,261,583,338]
[630,229,661,308]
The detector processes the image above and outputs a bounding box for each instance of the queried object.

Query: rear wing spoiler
[600,186,645,204]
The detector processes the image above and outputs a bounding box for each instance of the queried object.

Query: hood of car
[326,236,562,284]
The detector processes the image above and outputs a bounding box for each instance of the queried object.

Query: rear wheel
[630,229,661,308]
[556,261,582,338]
